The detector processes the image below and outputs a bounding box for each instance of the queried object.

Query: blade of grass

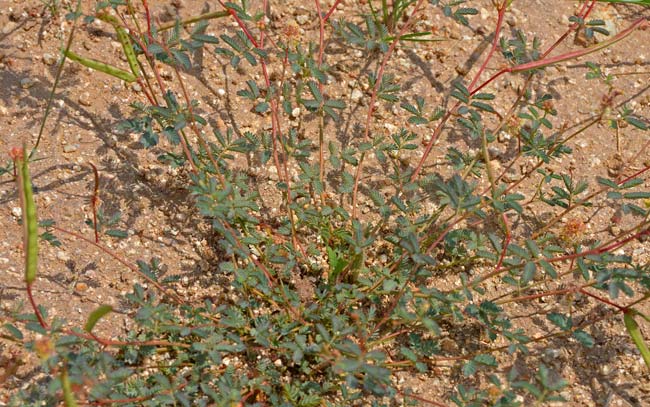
[30,0,81,159]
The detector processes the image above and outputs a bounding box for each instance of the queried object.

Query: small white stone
[217,88,226,97]
[78,92,92,107]
[384,122,397,133]
[42,53,57,65]
[290,107,301,118]
[11,207,22,218]
[1,21,16,35]
[56,251,70,262]
[63,144,79,153]
[497,131,511,142]
[351,89,364,103]
[274,358,283,367]
[296,15,309,25]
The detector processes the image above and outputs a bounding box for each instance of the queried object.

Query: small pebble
[42,53,57,65]
[290,107,301,118]
[11,207,22,218]
[1,21,16,35]
[351,89,363,103]
[296,15,309,25]
[56,251,70,262]
[78,92,92,107]
[75,282,89,292]
[63,144,79,153]
[20,77,37,89]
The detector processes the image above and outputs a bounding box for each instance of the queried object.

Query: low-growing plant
[3,0,650,406]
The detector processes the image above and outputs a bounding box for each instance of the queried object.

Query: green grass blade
[624,310,650,371]
[16,147,38,285]
[84,305,113,333]
[30,1,80,159]
[63,50,137,83]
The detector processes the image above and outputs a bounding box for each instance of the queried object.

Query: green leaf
[597,176,619,189]
[171,50,191,70]
[84,305,113,333]
[547,312,572,331]
[191,34,220,44]
[625,116,649,130]
[624,192,650,199]
[3,323,23,340]
[624,309,650,370]
[307,81,323,103]
[474,354,497,366]
[462,360,477,376]
[573,330,595,348]
[470,101,496,113]
[539,260,557,278]
[522,262,536,285]
[106,229,128,239]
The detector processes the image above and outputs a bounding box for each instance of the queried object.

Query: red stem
[88,162,100,244]
[579,287,626,311]
[541,0,596,59]
[323,0,344,23]
[495,212,511,270]
[412,13,648,181]
[26,284,49,329]
[141,0,152,36]
[469,225,650,288]
[617,164,650,185]
[468,1,508,91]
[412,2,508,181]
[51,225,186,304]
[352,0,426,219]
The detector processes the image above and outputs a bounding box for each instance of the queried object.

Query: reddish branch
[351,0,427,219]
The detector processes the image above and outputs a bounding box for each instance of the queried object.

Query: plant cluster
[3,0,650,406]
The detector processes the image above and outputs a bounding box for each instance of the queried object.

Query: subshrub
[4,1,650,406]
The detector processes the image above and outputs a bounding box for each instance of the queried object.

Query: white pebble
[11,207,22,218]
[351,89,363,103]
